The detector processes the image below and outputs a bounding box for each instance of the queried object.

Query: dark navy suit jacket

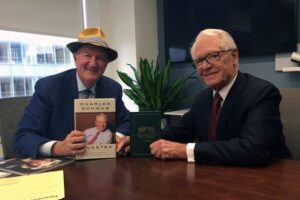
[13,69,129,158]
[162,72,292,166]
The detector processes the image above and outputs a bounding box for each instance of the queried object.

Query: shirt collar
[213,73,238,101]
[76,73,96,94]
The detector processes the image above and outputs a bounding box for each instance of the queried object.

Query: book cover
[0,157,74,176]
[0,170,17,178]
[0,137,4,161]
[130,111,161,157]
[74,98,116,160]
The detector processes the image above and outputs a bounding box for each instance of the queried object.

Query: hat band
[79,37,109,48]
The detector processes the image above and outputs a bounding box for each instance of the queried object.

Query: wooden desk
[62,158,300,199]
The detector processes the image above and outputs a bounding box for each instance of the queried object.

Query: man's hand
[116,135,130,156]
[51,130,87,156]
[150,139,187,160]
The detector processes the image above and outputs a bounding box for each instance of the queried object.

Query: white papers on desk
[164,109,190,116]
[282,67,300,72]
[0,170,64,200]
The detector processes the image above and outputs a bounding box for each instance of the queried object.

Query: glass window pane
[65,48,72,64]
[36,46,45,64]
[25,77,34,95]
[22,43,35,65]
[55,46,65,64]
[0,30,75,98]
[11,42,22,64]
[0,78,11,97]
[0,41,9,63]
[13,77,25,96]
[45,45,54,64]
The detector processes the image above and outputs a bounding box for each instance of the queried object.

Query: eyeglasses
[193,49,233,68]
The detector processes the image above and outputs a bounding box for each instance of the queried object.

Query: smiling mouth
[202,71,218,77]
[86,68,98,74]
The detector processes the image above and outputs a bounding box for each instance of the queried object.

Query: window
[55,46,65,64]
[36,45,45,64]
[13,77,25,96]
[0,41,8,63]
[0,30,75,98]
[25,77,34,96]
[11,42,22,64]
[0,78,11,98]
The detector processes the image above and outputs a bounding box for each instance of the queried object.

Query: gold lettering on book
[74,98,115,113]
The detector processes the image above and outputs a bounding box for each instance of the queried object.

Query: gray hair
[73,44,109,61]
[190,29,237,60]
[96,113,108,121]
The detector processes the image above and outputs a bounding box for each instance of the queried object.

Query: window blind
[0,0,82,37]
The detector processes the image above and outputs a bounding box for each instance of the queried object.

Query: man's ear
[232,48,239,64]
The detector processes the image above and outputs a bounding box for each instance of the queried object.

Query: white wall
[86,0,159,111]
[134,0,158,61]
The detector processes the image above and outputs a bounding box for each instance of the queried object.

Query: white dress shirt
[84,127,113,144]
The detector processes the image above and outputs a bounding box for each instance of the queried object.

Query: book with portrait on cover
[130,111,161,157]
[74,98,116,160]
[0,157,74,176]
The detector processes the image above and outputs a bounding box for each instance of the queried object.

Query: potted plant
[117,57,194,114]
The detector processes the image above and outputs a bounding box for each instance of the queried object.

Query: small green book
[130,111,161,157]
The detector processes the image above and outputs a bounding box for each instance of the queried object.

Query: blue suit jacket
[13,69,129,158]
[162,72,292,166]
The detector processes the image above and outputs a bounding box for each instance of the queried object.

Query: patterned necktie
[88,131,101,144]
[207,92,222,141]
[82,89,92,99]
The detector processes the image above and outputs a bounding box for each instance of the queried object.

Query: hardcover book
[74,98,116,160]
[0,157,74,176]
[0,137,4,161]
[130,111,161,157]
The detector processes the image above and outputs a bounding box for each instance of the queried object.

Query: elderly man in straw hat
[13,27,130,158]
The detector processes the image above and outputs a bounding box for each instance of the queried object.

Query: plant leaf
[117,57,192,112]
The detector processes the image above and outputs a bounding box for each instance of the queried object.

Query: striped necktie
[81,89,94,99]
[88,131,101,144]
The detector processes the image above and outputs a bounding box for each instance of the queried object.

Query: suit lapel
[201,89,214,141]
[65,70,78,131]
[95,77,104,98]
[95,77,111,98]
[217,72,246,139]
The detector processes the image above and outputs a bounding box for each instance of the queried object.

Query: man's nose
[89,57,97,66]
[197,60,212,71]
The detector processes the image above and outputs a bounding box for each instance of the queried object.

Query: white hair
[96,113,108,121]
[190,29,237,60]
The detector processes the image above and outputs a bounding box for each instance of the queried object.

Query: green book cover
[130,111,161,157]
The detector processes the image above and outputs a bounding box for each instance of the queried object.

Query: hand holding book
[51,130,87,156]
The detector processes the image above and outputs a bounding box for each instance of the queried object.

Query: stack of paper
[0,170,64,200]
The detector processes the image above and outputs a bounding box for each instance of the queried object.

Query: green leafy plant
[117,58,194,113]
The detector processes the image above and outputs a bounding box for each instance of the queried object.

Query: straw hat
[67,27,118,62]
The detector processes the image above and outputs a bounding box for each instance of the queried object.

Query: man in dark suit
[13,27,130,158]
[150,29,292,166]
